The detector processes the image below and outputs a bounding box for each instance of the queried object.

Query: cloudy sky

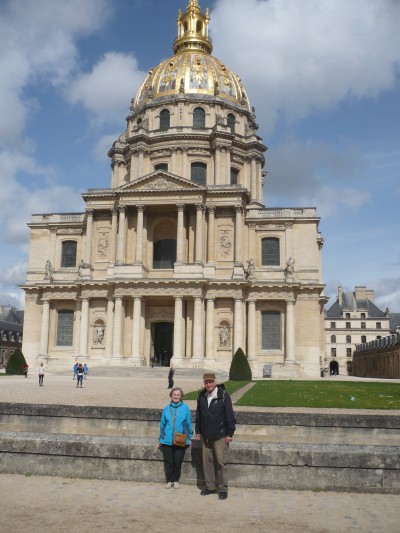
[0,0,399,312]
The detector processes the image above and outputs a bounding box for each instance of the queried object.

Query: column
[192,297,203,359]
[131,297,142,358]
[112,297,123,356]
[251,157,257,202]
[195,204,204,264]
[39,300,50,355]
[176,204,185,264]
[205,298,215,359]
[207,206,215,263]
[110,209,118,264]
[234,298,243,352]
[84,209,93,265]
[226,148,231,184]
[182,148,188,179]
[234,206,243,265]
[214,146,221,184]
[79,298,89,356]
[286,299,296,363]
[173,297,183,359]
[135,205,145,263]
[138,150,144,177]
[130,151,139,181]
[171,148,177,174]
[247,300,256,360]
[116,205,126,263]
[50,228,57,266]
[106,297,114,355]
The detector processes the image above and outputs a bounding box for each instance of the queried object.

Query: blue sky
[0,0,399,312]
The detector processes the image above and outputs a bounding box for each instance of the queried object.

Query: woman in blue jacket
[158,387,192,489]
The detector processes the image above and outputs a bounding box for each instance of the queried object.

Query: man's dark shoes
[200,488,217,496]
[218,491,228,500]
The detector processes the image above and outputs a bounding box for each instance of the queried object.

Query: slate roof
[325,291,386,318]
[389,313,400,333]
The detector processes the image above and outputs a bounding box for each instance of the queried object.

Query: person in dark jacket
[195,372,236,500]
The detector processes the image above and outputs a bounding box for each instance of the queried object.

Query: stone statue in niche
[219,325,230,348]
[285,257,295,282]
[245,258,255,279]
[44,260,53,282]
[93,324,105,345]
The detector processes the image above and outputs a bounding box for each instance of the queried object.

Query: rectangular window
[261,238,280,266]
[361,313,366,319]
[376,322,381,329]
[331,348,336,357]
[361,336,366,343]
[56,310,74,346]
[61,241,77,268]
[361,322,366,329]
[345,313,350,319]
[262,311,281,350]
[346,348,352,357]
[346,322,351,329]
[330,322,336,328]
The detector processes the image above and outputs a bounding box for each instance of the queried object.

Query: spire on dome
[174,1,212,55]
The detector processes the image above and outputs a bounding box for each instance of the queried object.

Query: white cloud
[66,52,146,125]
[374,277,400,312]
[265,140,370,216]
[212,0,400,132]
[92,133,121,162]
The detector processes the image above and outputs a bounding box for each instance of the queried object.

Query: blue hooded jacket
[159,401,193,446]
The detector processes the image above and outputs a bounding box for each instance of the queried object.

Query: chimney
[366,289,375,303]
[338,286,343,306]
[355,286,367,301]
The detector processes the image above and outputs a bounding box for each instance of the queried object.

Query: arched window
[154,163,168,171]
[331,335,336,343]
[193,107,205,128]
[153,239,177,269]
[61,241,77,268]
[227,113,235,133]
[262,311,281,350]
[160,109,170,130]
[230,168,239,185]
[196,21,203,33]
[261,238,280,266]
[346,335,351,343]
[191,162,206,185]
[137,118,142,127]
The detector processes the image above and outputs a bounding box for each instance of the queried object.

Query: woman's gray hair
[169,387,184,399]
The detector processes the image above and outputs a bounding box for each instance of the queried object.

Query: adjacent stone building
[0,306,23,367]
[22,0,327,378]
[324,286,391,375]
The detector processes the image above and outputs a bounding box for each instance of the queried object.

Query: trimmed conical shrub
[229,347,252,381]
[5,348,27,375]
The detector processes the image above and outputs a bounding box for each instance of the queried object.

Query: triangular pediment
[117,171,205,192]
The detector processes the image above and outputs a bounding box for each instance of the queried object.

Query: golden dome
[134,1,250,110]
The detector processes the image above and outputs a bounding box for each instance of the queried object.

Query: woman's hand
[196,433,202,440]
[157,443,162,449]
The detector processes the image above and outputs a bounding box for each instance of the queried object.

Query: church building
[22,1,327,378]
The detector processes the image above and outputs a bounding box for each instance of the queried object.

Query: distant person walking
[22,362,29,378]
[76,363,84,388]
[168,367,175,389]
[38,363,44,386]
[83,363,88,380]
[73,362,78,380]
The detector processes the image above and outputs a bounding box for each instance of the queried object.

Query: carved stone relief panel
[218,227,233,261]
[96,228,110,261]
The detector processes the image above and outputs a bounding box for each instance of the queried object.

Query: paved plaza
[1,367,400,532]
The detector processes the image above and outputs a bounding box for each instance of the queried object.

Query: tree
[229,347,252,381]
[5,348,27,375]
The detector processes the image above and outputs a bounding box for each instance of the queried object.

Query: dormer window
[154,163,168,171]
[230,168,239,185]
[160,109,170,130]
[227,114,235,133]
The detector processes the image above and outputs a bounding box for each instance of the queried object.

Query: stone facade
[325,286,391,376]
[22,1,327,378]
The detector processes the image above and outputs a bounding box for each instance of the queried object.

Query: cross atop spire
[174,1,212,55]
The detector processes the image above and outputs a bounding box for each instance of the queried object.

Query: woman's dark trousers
[162,445,186,482]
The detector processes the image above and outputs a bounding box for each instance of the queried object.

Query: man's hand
[226,436,233,444]
[196,433,202,440]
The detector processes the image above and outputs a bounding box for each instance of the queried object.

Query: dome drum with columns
[22,1,327,378]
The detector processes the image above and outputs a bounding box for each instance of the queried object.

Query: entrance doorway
[330,360,339,375]
[153,322,173,367]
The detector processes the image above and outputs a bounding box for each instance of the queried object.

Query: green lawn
[184,380,249,400]
[235,380,400,409]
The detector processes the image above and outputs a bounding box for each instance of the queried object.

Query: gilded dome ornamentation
[133,1,250,110]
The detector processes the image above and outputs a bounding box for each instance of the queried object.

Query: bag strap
[169,406,176,432]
